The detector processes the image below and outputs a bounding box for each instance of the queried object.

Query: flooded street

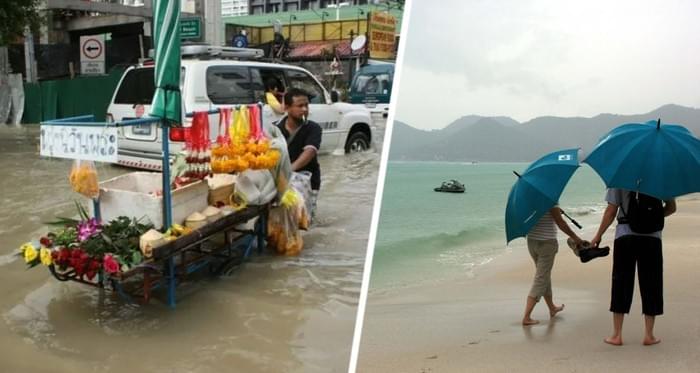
[0,125,380,372]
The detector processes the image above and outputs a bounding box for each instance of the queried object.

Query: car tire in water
[345,131,370,153]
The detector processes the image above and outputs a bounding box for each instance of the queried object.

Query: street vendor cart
[37,104,274,308]
[20,0,308,308]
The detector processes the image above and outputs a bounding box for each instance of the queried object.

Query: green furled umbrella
[150,0,181,308]
[150,0,181,124]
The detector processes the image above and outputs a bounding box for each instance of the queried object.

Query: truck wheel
[345,131,370,153]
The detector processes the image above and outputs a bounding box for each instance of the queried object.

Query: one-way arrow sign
[80,34,106,75]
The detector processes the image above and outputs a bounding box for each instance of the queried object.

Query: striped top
[527,209,557,240]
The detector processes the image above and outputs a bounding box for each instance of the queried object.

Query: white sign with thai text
[40,125,119,163]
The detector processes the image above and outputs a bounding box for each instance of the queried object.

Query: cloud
[394,0,700,128]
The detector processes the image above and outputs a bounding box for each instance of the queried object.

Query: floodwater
[0,125,380,373]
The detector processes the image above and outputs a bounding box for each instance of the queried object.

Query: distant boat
[434,180,465,193]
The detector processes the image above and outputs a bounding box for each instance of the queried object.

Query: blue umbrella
[505,148,581,243]
[583,119,700,200]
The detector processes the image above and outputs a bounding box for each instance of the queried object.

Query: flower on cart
[77,218,102,242]
[39,247,53,266]
[85,258,101,280]
[20,242,39,265]
[39,236,53,247]
[24,202,153,278]
[103,254,120,274]
[51,247,72,269]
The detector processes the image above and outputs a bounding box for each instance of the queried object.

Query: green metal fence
[22,67,126,124]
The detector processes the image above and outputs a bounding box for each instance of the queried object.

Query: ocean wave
[563,205,605,216]
[369,246,506,294]
[437,246,499,269]
[375,226,502,258]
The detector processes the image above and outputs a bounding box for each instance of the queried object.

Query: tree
[0,0,42,45]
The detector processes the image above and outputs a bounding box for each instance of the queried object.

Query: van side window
[114,68,155,105]
[249,68,266,103]
[256,68,286,102]
[206,66,254,104]
[286,70,326,104]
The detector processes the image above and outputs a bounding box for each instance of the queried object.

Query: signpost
[80,35,106,75]
[181,17,202,40]
[368,12,397,59]
[40,125,119,163]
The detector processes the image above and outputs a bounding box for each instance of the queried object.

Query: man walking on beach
[591,188,676,346]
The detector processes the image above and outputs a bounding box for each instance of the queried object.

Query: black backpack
[619,191,665,234]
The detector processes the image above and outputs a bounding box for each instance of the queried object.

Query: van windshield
[114,68,156,105]
[351,73,391,95]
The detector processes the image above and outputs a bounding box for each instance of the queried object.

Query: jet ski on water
[434,180,465,193]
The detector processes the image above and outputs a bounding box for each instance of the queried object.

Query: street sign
[368,12,397,59]
[80,34,105,75]
[40,125,119,163]
[181,18,201,39]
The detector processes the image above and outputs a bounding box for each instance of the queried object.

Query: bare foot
[604,335,623,346]
[549,304,565,318]
[643,336,661,345]
[522,318,540,326]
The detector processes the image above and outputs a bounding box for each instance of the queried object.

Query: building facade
[248,0,372,14]
[222,0,249,17]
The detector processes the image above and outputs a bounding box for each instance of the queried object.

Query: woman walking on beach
[522,206,583,325]
[591,188,676,346]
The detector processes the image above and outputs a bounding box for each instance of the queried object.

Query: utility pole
[204,0,223,45]
[24,28,37,83]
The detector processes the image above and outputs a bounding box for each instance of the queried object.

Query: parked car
[107,45,375,170]
[349,61,394,128]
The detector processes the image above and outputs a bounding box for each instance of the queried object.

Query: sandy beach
[357,196,700,372]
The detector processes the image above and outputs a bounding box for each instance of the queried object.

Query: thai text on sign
[368,12,396,59]
[40,125,119,163]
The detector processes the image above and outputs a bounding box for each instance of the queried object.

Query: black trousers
[610,235,663,316]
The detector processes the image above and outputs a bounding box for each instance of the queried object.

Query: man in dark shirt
[275,88,322,215]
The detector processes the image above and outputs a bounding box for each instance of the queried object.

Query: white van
[107,46,375,170]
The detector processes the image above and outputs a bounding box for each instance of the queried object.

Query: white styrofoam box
[92,172,209,229]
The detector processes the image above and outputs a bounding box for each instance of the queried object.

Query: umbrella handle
[561,210,582,229]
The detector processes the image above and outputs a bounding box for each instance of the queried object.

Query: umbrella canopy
[583,120,700,200]
[150,0,182,124]
[505,148,580,243]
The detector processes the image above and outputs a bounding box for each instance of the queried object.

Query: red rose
[103,254,120,274]
[40,237,53,247]
[56,248,71,267]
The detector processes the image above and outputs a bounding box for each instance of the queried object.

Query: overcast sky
[394,0,700,129]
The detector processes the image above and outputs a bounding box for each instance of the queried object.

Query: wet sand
[358,196,700,372]
[0,126,379,373]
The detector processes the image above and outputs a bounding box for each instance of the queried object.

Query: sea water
[369,161,609,290]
